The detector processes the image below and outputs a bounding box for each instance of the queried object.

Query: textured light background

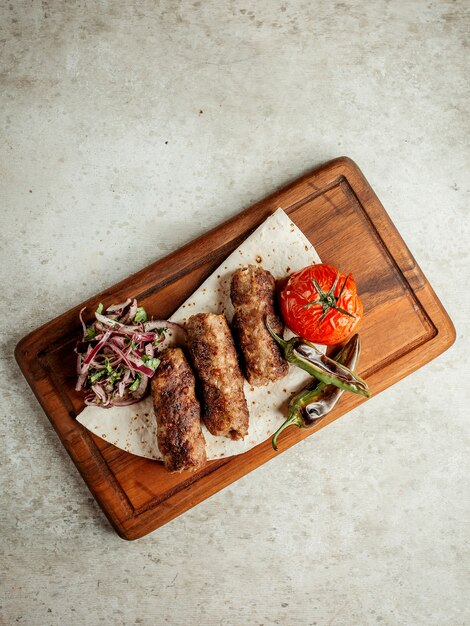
[1,1,469,625]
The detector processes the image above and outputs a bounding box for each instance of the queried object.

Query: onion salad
[75,298,184,408]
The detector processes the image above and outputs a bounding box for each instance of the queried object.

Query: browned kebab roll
[151,347,206,473]
[186,313,249,440]
[230,265,289,386]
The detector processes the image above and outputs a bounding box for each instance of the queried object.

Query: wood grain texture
[15,157,455,540]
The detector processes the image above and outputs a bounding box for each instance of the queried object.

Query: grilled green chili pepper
[266,319,370,398]
[272,334,362,450]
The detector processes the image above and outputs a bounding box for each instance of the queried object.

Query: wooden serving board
[15,158,455,540]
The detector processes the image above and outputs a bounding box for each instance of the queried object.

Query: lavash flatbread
[77,208,323,460]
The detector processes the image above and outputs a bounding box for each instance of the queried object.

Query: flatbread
[77,208,323,460]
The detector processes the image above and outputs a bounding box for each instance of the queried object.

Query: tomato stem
[337,274,349,300]
[303,267,356,320]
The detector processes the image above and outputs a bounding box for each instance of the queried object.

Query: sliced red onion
[106,343,136,373]
[158,326,186,350]
[75,300,176,408]
[127,300,138,324]
[112,336,127,349]
[118,380,126,398]
[144,320,184,334]
[91,383,107,403]
[110,397,145,407]
[82,330,113,368]
[79,307,87,334]
[127,353,155,377]
[105,298,132,313]
[75,371,87,391]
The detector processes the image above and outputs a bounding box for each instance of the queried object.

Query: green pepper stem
[266,318,288,349]
[272,407,303,451]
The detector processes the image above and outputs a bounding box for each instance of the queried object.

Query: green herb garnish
[89,370,107,384]
[84,326,96,342]
[134,307,147,323]
[142,355,160,371]
[129,373,142,392]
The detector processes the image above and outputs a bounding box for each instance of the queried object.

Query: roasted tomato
[279,264,363,345]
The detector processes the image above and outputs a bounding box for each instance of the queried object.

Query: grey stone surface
[1,1,469,625]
